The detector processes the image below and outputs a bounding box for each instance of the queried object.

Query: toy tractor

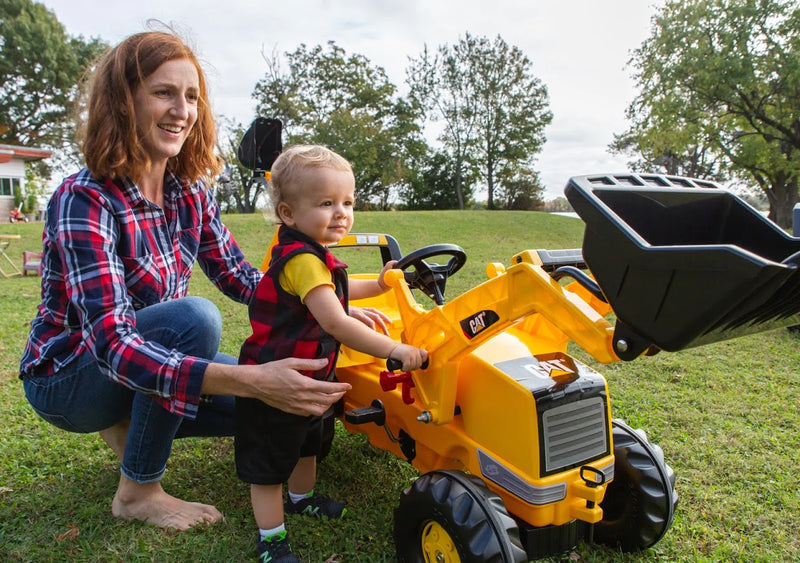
[238,120,800,561]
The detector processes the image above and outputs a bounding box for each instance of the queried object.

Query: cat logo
[527,352,579,384]
[526,357,575,378]
[460,310,500,339]
[492,352,581,389]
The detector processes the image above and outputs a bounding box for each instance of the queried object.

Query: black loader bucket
[565,173,800,360]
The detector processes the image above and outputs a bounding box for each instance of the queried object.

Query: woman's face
[132,58,200,168]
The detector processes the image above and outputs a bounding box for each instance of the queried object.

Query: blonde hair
[78,30,221,183]
[269,144,353,215]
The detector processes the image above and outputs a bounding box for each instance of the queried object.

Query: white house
[0,143,52,220]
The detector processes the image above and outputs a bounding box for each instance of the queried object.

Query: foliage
[406,44,476,210]
[1,214,800,561]
[399,149,477,210]
[215,118,270,214]
[543,196,575,213]
[11,182,22,208]
[23,165,47,210]
[24,193,36,214]
[0,0,106,175]
[617,0,800,227]
[495,168,545,211]
[407,33,552,209]
[610,128,726,181]
[252,42,425,209]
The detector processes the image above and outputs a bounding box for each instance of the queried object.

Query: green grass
[1,212,799,561]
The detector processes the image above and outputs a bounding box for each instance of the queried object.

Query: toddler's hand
[389,343,428,371]
[377,260,398,291]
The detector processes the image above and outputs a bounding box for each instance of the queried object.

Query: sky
[41,0,663,200]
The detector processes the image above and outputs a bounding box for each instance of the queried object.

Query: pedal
[344,399,386,426]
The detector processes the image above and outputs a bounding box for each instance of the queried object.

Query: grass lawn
[1,211,798,561]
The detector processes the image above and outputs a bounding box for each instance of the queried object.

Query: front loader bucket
[565,173,800,360]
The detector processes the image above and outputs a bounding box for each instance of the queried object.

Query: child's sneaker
[284,492,347,519]
[256,531,299,563]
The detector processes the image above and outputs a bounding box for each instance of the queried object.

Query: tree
[0,0,106,174]
[407,33,552,209]
[544,197,575,213]
[610,128,726,181]
[215,119,270,214]
[496,168,545,211]
[400,149,477,210]
[618,0,800,227]
[407,44,476,210]
[253,42,425,209]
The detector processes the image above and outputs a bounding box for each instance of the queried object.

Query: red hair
[78,31,221,183]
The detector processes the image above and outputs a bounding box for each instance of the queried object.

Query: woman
[18,30,351,531]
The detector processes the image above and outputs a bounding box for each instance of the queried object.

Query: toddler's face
[278,167,355,246]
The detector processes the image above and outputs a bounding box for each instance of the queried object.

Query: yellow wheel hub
[421,520,461,563]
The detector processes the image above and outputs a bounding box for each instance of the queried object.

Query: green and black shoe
[256,531,299,563]
[284,492,347,520]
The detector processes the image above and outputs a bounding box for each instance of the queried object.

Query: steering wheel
[395,244,467,305]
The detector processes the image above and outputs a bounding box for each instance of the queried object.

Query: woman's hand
[201,358,351,417]
[255,357,350,416]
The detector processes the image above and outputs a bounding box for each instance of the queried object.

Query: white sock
[259,523,286,542]
[288,489,313,504]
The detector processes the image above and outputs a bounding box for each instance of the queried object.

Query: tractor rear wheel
[394,470,527,562]
[593,419,678,551]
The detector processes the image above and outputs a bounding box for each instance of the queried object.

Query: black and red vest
[238,226,348,381]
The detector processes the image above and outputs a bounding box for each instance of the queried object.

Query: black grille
[541,397,608,474]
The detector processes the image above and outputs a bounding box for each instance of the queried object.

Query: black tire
[593,419,678,552]
[394,470,527,562]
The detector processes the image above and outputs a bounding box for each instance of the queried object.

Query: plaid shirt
[19,168,262,419]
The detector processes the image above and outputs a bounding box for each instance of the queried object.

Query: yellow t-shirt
[278,253,335,302]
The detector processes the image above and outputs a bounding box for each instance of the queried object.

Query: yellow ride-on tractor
[239,119,800,561]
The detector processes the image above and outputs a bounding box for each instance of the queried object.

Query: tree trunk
[765,175,799,229]
[454,160,465,210]
[486,151,495,210]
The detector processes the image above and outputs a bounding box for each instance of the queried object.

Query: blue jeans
[23,296,237,483]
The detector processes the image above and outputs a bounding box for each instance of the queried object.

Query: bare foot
[99,420,130,461]
[111,475,223,531]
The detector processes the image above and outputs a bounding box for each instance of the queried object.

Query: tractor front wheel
[593,419,678,552]
[394,470,527,562]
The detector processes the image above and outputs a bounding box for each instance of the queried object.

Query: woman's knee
[176,297,222,358]
[23,363,134,433]
[136,297,223,360]
[182,296,223,337]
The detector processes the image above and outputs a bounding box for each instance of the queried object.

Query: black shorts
[234,396,327,485]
